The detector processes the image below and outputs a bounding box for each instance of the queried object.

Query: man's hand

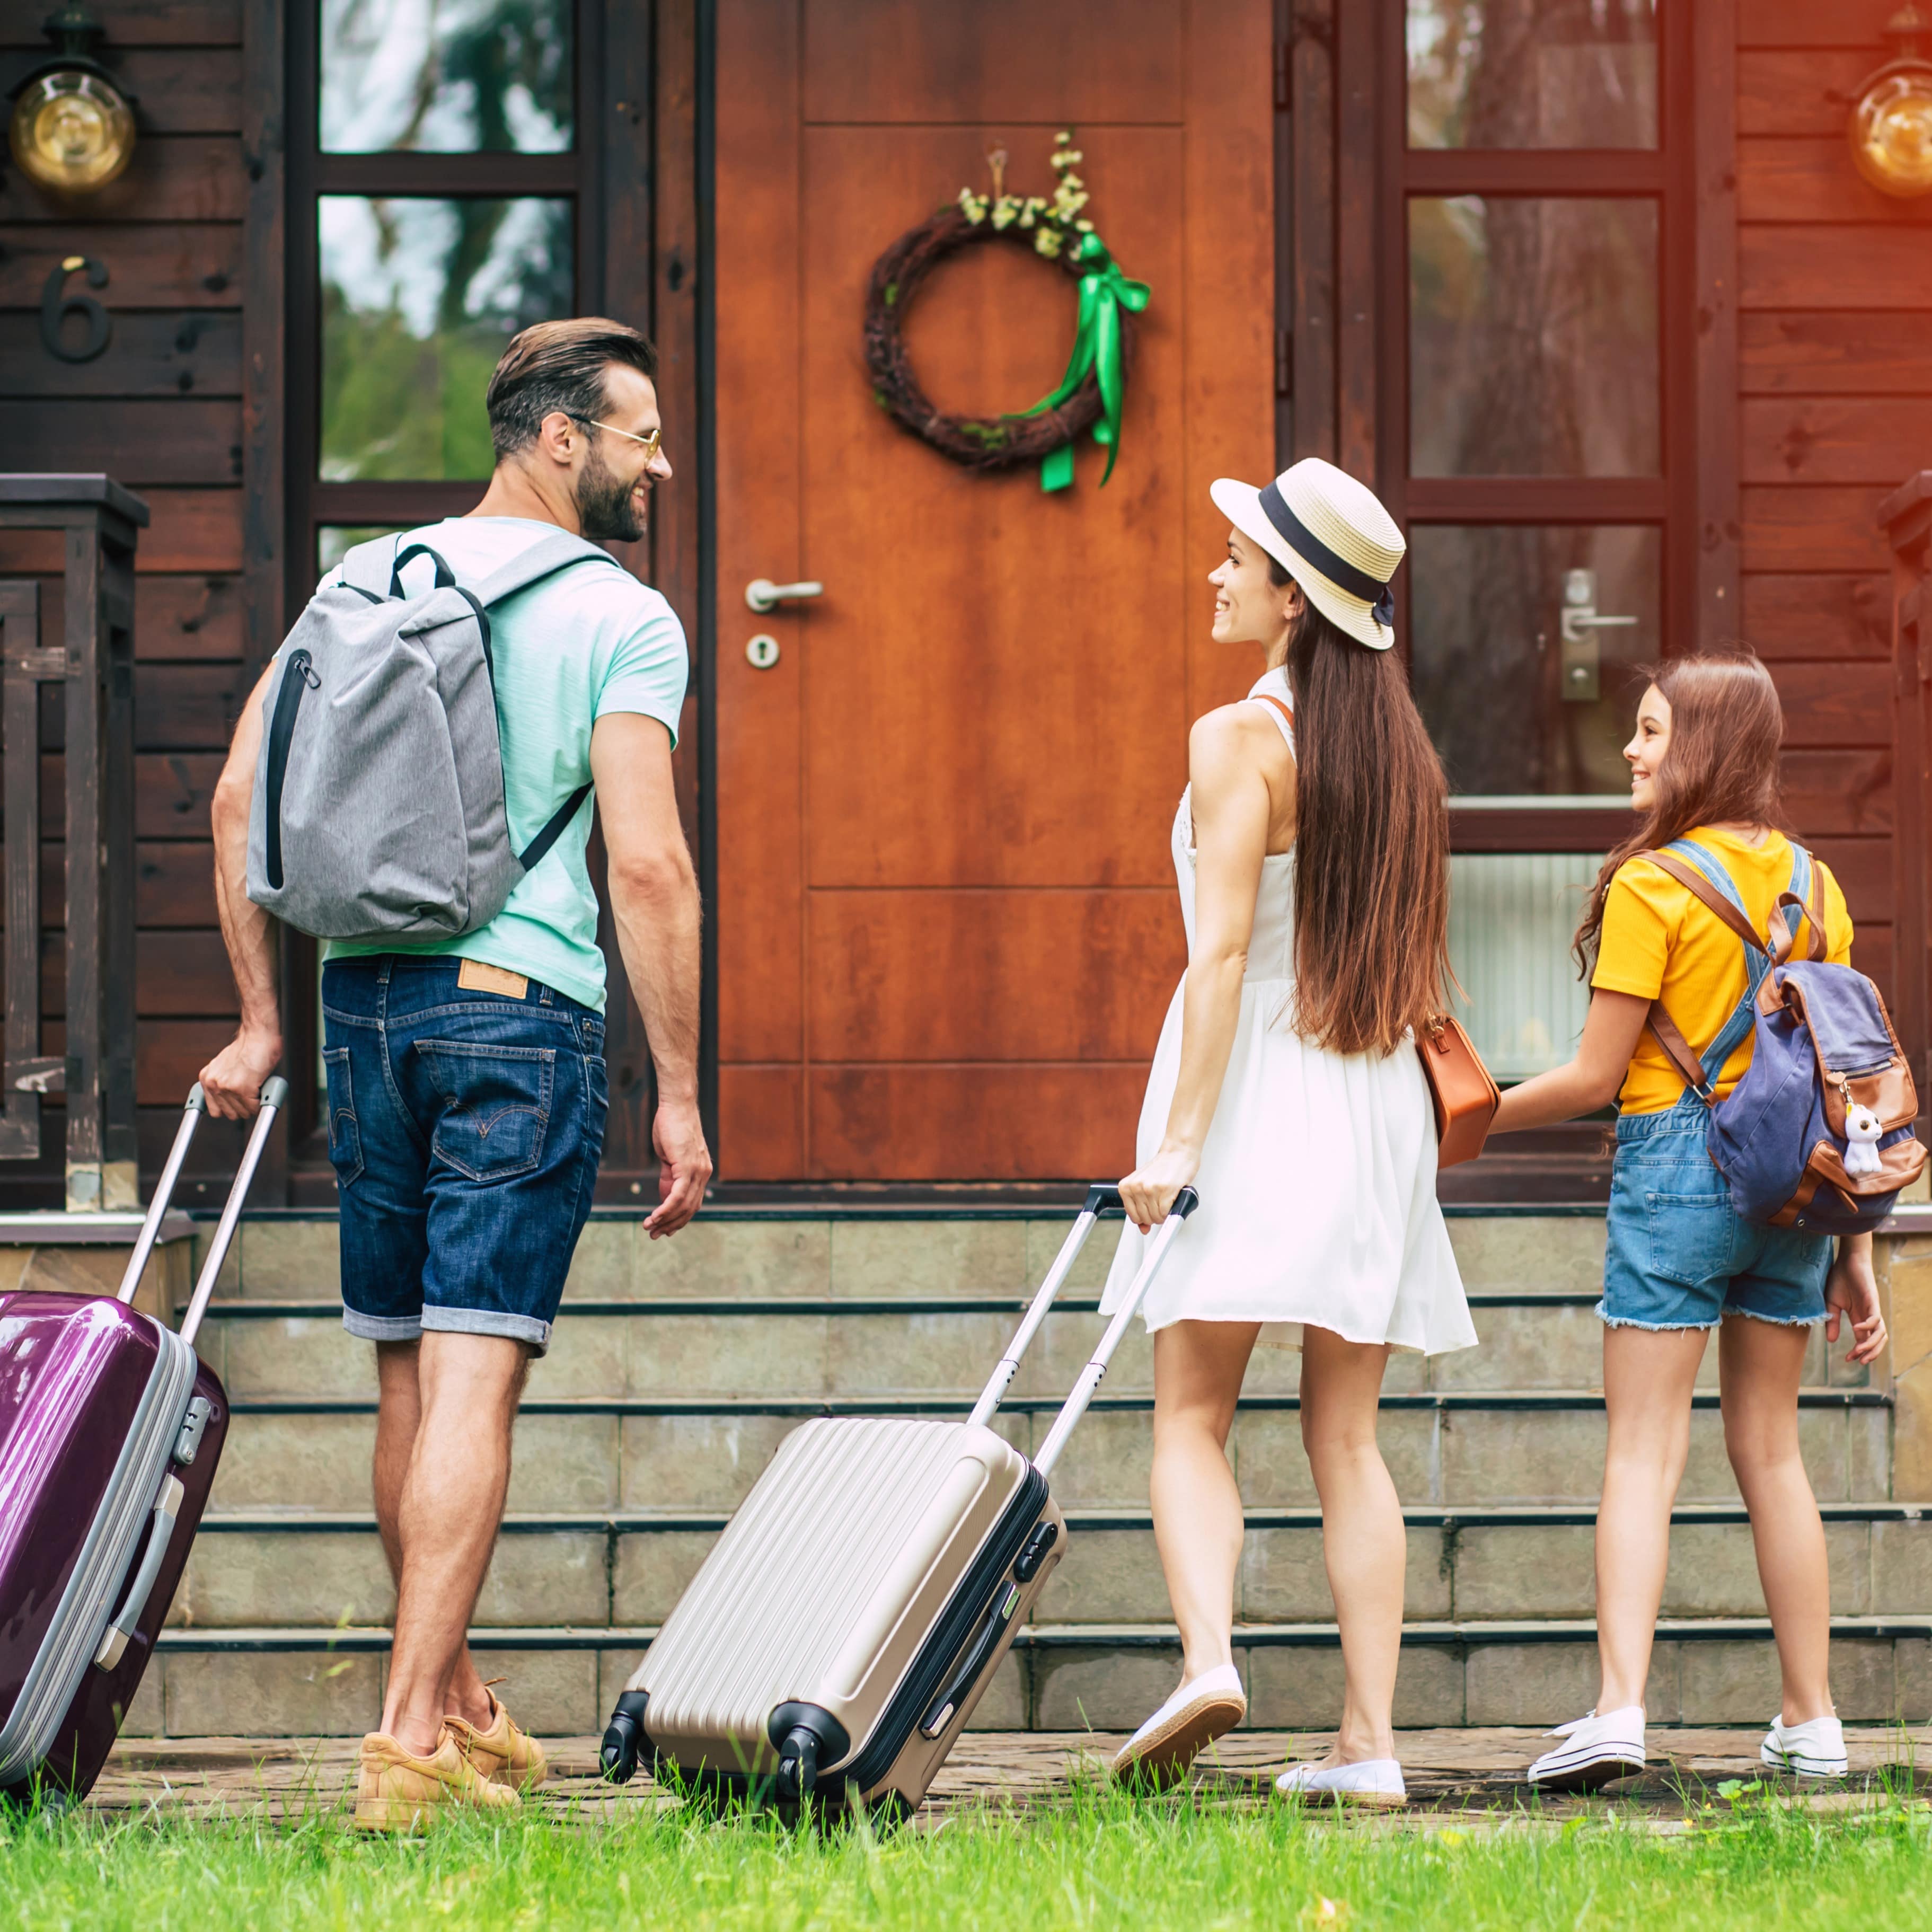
[200,1024,283,1121]
[1825,1237,1887,1367]
[647,1097,712,1238]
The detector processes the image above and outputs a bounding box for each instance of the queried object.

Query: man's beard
[575,440,646,542]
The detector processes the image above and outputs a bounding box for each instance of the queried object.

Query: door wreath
[862,135,1150,492]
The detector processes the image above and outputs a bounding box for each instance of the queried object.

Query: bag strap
[471,530,621,607]
[1766,844,1830,966]
[389,542,456,598]
[1631,843,1772,1106]
[517,783,593,875]
[1249,692,1295,737]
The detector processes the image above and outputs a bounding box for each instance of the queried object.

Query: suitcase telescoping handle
[113,1078,290,1347]
[966,1183,1198,1474]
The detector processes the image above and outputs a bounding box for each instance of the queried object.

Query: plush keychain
[1843,1102,1885,1177]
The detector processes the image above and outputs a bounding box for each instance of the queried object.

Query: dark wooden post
[1883,472,1932,1113]
[0,477,148,1211]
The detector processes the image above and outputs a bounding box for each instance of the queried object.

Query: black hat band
[1257,480,1397,629]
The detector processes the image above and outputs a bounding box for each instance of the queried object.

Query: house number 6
[41,255,112,364]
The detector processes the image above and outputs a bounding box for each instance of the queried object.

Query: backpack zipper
[262,648,317,892]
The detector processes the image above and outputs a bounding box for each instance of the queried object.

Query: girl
[1488,652,1887,1790]
[1109,458,1475,1805]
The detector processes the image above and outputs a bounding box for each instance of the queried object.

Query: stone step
[133,1616,1932,1741]
[200,1208,1615,1308]
[195,1293,1875,1404]
[209,1388,1892,1515]
[174,1503,1932,1636]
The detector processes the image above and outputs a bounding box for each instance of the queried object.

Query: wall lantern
[7,4,137,197]
[1849,4,1932,198]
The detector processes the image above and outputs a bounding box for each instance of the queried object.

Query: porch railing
[0,477,146,1211]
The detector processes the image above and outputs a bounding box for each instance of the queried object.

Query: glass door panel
[1409,196,1658,478]
[1409,523,1658,798]
[1448,851,1603,1078]
[1407,0,1658,149]
[321,0,575,153]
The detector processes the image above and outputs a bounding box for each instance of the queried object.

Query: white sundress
[1099,666,1476,1356]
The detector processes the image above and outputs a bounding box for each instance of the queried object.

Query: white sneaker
[1110,1663,1246,1787]
[1761,1713,1847,1778]
[1527,1707,1647,1793]
[1274,1757,1407,1807]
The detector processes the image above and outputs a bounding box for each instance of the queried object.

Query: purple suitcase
[0,1079,284,1805]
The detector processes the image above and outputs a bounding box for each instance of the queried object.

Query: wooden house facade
[0,0,1924,1207]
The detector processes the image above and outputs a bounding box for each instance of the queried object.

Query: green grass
[6,1781,1932,1931]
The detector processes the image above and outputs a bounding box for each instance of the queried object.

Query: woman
[1487,654,1886,1790]
[1109,458,1475,1805]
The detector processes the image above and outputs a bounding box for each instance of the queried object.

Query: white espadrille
[1274,1757,1407,1807]
[1761,1713,1847,1778]
[1527,1707,1647,1793]
[1110,1663,1247,1787]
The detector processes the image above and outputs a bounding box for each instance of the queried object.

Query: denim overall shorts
[1601,841,1832,1331]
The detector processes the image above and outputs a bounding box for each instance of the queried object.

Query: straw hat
[1210,458,1405,650]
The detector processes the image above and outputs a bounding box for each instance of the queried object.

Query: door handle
[745,578,824,613]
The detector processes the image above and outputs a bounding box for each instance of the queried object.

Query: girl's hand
[1825,1242,1887,1367]
[1120,1143,1202,1233]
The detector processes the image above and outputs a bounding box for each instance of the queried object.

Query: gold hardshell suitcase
[598,1183,1197,1813]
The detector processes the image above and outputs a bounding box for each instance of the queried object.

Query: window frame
[1373,0,1697,857]
[280,0,606,1168]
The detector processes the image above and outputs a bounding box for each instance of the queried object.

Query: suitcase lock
[172,1396,215,1467]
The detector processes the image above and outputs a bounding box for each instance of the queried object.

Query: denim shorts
[320,956,608,1354]
[1602,1093,1830,1330]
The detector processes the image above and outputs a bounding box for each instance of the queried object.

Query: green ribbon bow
[1013,232,1151,492]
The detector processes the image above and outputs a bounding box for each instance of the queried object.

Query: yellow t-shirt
[1591,827,1854,1115]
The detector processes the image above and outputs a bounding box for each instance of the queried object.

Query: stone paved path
[84,1728,1931,1828]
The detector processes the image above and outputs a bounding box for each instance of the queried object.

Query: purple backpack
[1638,839,1927,1234]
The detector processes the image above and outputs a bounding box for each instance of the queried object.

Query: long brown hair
[1573,651,1785,974]
[1283,598,1453,1055]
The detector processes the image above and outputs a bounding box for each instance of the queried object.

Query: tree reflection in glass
[1411,197,1657,479]
[1407,0,1657,149]
[320,196,573,480]
[321,0,573,154]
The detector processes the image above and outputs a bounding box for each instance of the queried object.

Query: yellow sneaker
[354,1727,520,1832]
[447,1688,550,1791]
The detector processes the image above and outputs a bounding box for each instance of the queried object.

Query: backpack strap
[1630,841,1774,1106]
[471,530,622,607]
[517,784,593,875]
[1766,844,1830,966]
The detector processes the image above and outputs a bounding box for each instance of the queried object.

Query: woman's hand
[1825,1237,1887,1367]
[1120,1143,1202,1233]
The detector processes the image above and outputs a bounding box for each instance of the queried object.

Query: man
[200,317,711,1828]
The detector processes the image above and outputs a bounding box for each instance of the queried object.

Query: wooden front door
[713,0,1275,1181]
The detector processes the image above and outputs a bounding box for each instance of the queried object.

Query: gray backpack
[246,529,619,944]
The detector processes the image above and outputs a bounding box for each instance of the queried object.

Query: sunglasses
[567,413,664,462]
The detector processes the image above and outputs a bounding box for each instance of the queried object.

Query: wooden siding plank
[0,137,244,224]
[6,752,225,837]
[0,400,242,486]
[1743,398,1932,486]
[806,1066,1145,1181]
[1741,313,1932,396]
[130,665,246,749]
[1812,835,1893,923]
[1781,749,1894,837]
[240,0,284,682]
[1741,486,1892,572]
[0,312,241,399]
[1742,226,1932,310]
[1763,660,1893,749]
[0,491,243,575]
[24,575,246,659]
[1741,572,1891,658]
[24,842,216,928]
[8,931,237,1018]
[1739,3,1886,47]
[1740,138,1932,225]
[1740,51,1884,137]
[0,3,239,44]
[0,225,243,307]
[807,888,1181,1062]
[0,48,240,131]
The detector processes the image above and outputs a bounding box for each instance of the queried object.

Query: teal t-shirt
[316,517,689,1011]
